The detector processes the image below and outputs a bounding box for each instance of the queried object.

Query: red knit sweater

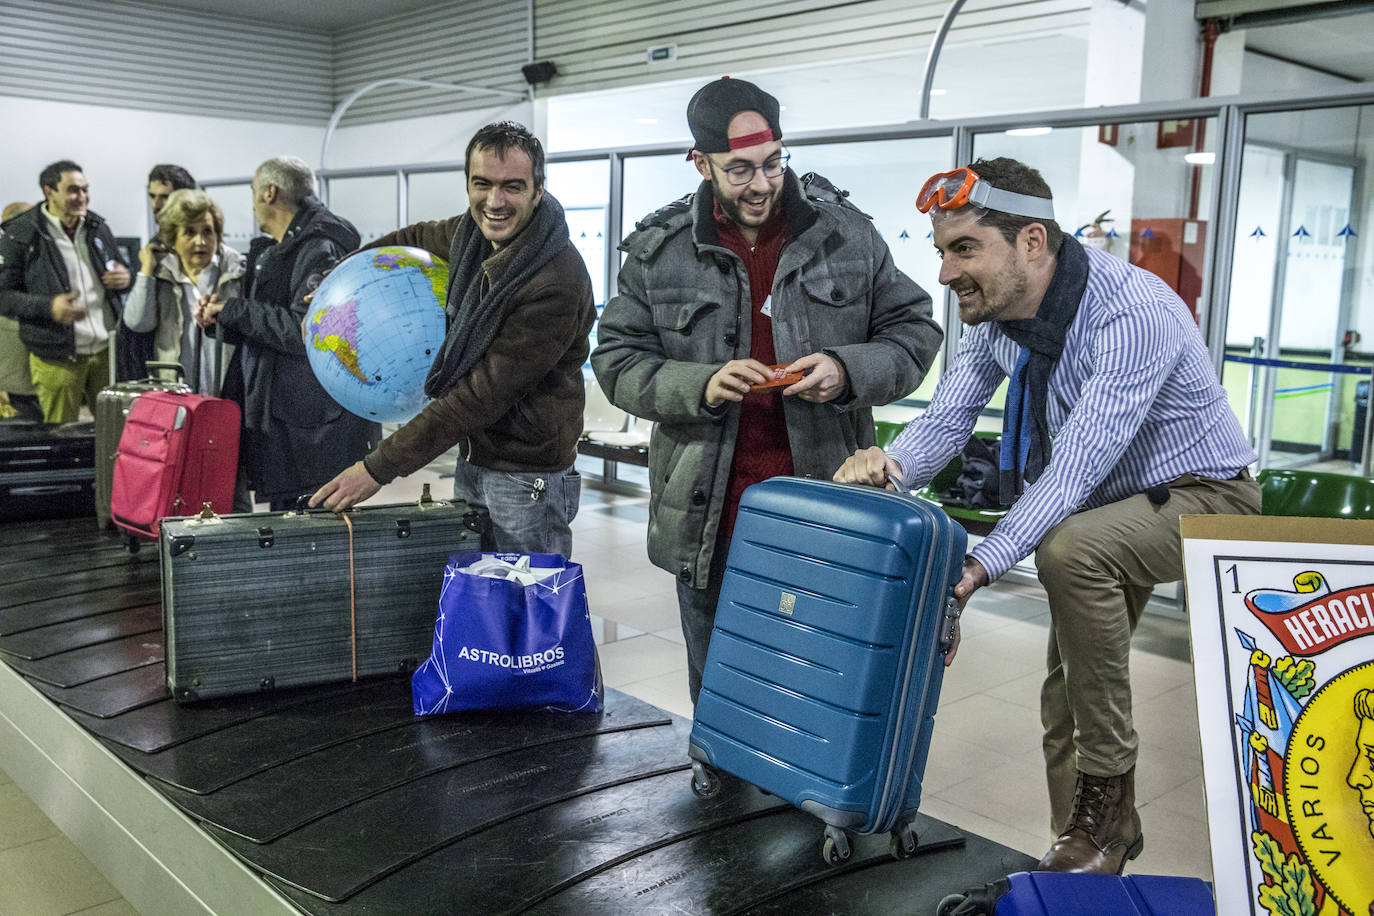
[713,200,794,540]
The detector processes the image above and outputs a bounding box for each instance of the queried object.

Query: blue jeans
[676,533,730,706]
[451,455,580,558]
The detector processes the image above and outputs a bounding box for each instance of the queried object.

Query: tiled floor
[0,458,1215,914]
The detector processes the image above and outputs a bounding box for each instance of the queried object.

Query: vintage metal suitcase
[688,477,966,864]
[160,488,491,702]
[0,420,97,522]
[95,362,189,529]
[936,871,1216,915]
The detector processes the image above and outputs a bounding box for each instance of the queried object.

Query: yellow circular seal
[1284,660,1374,916]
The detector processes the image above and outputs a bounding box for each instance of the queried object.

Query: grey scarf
[424,193,570,398]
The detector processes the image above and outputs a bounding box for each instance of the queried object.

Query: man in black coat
[198,155,379,510]
[0,160,133,421]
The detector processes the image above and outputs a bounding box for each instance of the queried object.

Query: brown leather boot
[1035,768,1144,874]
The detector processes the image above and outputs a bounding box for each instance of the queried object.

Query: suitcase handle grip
[284,494,340,518]
[144,361,185,380]
[939,593,962,655]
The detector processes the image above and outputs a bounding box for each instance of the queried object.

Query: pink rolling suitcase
[111,390,240,540]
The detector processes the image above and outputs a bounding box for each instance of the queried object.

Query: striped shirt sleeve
[970,304,1187,580]
[885,323,1005,487]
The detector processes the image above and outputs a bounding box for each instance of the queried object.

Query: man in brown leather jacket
[311,122,595,558]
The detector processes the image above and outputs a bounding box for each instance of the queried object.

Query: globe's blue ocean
[305,247,448,423]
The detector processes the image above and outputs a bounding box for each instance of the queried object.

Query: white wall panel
[533,0,1091,95]
[0,93,324,243]
[331,0,531,127]
[0,0,332,123]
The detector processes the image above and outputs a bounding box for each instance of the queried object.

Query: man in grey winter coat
[591,78,941,704]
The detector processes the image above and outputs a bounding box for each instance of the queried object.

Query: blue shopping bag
[412,552,603,715]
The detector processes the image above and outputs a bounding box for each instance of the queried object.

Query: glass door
[1222,104,1369,472]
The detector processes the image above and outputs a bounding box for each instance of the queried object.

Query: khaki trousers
[29,349,109,423]
[1034,472,1260,834]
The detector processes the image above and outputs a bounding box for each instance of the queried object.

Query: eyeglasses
[916,167,1056,220]
[710,151,790,186]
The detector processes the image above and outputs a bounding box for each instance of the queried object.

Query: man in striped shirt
[836,157,1258,874]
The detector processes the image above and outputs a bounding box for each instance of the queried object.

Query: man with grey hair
[197,156,379,510]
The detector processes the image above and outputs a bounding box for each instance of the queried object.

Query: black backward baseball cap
[686,77,783,156]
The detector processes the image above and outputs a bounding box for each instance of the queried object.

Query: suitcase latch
[258,527,274,548]
[395,519,411,539]
[169,534,196,557]
[940,595,962,653]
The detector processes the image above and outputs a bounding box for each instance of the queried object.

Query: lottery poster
[1181,515,1374,916]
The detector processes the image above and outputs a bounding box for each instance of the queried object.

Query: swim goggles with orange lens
[916,168,1056,220]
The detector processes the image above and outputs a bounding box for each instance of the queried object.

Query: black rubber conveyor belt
[0,516,1035,915]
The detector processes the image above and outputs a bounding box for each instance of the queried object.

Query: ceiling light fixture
[1184,151,1216,165]
[1005,127,1052,137]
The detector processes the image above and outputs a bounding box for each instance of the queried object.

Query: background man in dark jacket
[198,155,379,510]
[592,79,941,703]
[311,122,595,558]
[146,163,196,218]
[0,201,41,421]
[0,160,132,422]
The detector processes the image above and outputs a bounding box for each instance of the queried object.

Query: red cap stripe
[727,129,775,150]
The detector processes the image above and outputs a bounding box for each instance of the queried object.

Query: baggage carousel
[0,518,1035,915]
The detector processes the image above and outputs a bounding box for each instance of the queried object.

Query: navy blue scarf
[996,235,1089,507]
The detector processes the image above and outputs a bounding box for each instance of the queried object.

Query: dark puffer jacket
[593,171,941,587]
[0,204,131,362]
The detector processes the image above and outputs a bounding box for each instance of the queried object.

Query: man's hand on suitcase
[310,460,381,512]
[945,557,989,666]
[832,446,903,490]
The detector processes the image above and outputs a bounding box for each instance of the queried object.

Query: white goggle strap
[967,181,1056,221]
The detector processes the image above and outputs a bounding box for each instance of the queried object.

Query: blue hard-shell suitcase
[936,871,1215,915]
[688,477,966,864]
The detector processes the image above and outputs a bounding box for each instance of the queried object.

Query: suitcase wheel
[935,893,970,916]
[889,820,919,859]
[821,825,852,865]
[690,761,721,799]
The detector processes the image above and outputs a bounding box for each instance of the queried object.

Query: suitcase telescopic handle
[145,360,184,376]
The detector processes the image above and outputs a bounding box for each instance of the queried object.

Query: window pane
[207,182,257,255]
[621,154,701,242]
[547,159,609,307]
[407,170,465,225]
[1225,104,1373,470]
[325,175,398,245]
[970,118,1217,424]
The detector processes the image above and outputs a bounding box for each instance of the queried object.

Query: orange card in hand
[750,363,804,391]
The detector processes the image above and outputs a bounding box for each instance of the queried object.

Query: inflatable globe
[306,246,448,423]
